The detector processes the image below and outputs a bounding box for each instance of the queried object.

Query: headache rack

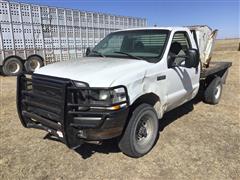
[17,74,128,148]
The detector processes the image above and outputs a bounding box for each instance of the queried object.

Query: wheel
[204,77,223,104]
[119,103,159,158]
[2,57,23,76]
[24,56,43,73]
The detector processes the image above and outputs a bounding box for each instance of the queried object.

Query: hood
[35,57,152,87]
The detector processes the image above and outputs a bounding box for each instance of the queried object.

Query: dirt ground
[0,39,239,180]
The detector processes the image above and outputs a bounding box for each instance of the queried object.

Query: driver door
[166,31,200,111]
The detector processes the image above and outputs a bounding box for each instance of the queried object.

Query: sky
[17,0,239,39]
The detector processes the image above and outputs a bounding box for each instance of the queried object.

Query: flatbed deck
[200,61,232,79]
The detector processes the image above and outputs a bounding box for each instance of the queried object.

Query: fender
[111,64,168,119]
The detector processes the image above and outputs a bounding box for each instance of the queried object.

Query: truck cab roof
[114,27,191,32]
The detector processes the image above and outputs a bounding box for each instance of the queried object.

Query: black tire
[24,56,43,73]
[119,103,159,158]
[2,57,23,76]
[204,77,223,104]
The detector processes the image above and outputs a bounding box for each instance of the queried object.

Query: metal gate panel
[68,38,75,49]
[40,6,50,25]
[1,24,14,50]
[73,11,80,26]
[87,12,92,28]
[58,9,65,26]
[23,24,34,49]
[115,16,120,29]
[60,38,68,49]
[93,13,98,28]
[66,10,73,26]
[99,28,104,39]
[31,5,41,25]
[0,1,10,23]
[75,40,81,48]
[9,2,21,23]
[45,49,54,64]
[52,38,60,49]
[33,25,43,49]
[61,50,69,61]
[69,49,76,60]
[104,15,109,29]
[20,3,31,24]
[49,8,58,25]
[44,38,52,49]
[109,15,114,29]
[53,49,61,62]
[99,14,104,28]
[80,12,86,27]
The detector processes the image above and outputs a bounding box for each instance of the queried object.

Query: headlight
[89,87,127,104]
[99,90,109,100]
[72,81,128,109]
[111,87,127,104]
[89,87,127,109]
[89,90,110,102]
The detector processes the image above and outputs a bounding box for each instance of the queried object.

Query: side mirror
[185,49,200,68]
[85,47,92,56]
[167,54,188,68]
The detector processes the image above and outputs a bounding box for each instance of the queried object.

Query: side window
[168,31,192,68]
[171,32,191,52]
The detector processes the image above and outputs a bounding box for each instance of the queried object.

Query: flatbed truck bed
[201,61,232,79]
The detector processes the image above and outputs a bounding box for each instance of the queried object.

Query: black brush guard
[17,74,129,148]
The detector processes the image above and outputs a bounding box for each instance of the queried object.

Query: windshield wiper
[91,50,105,58]
[113,51,143,60]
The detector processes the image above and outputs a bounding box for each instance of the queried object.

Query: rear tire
[204,77,223,104]
[119,103,159,158]
[2,57,23,76]
[25,56,43,73]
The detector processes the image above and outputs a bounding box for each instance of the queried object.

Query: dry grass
[214,39,240,52]
[0,39,239,179]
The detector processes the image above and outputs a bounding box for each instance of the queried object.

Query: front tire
[2,57,23,76]
[119,104,159,158]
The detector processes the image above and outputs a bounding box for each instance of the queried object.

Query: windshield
[89,30,169,62]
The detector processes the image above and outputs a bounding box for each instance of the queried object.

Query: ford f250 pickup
[17,26,232,157]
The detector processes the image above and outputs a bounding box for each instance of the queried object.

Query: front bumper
[17,74,129,148]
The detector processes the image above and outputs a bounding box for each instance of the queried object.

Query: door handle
[157,75,166,81]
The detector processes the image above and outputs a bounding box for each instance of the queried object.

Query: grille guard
[16,74,129,148]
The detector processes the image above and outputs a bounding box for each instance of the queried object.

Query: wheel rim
[29,59,41,71]
[135,114,154,146]
[7,61,20,74]
[214,84,221,99]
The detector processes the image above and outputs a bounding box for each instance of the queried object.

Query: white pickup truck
[17,26,231,157]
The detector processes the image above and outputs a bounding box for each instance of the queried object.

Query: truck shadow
[161,89,204,131]
[74,138,120,159]
[159,94,202,132]
[49,93,203,159]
